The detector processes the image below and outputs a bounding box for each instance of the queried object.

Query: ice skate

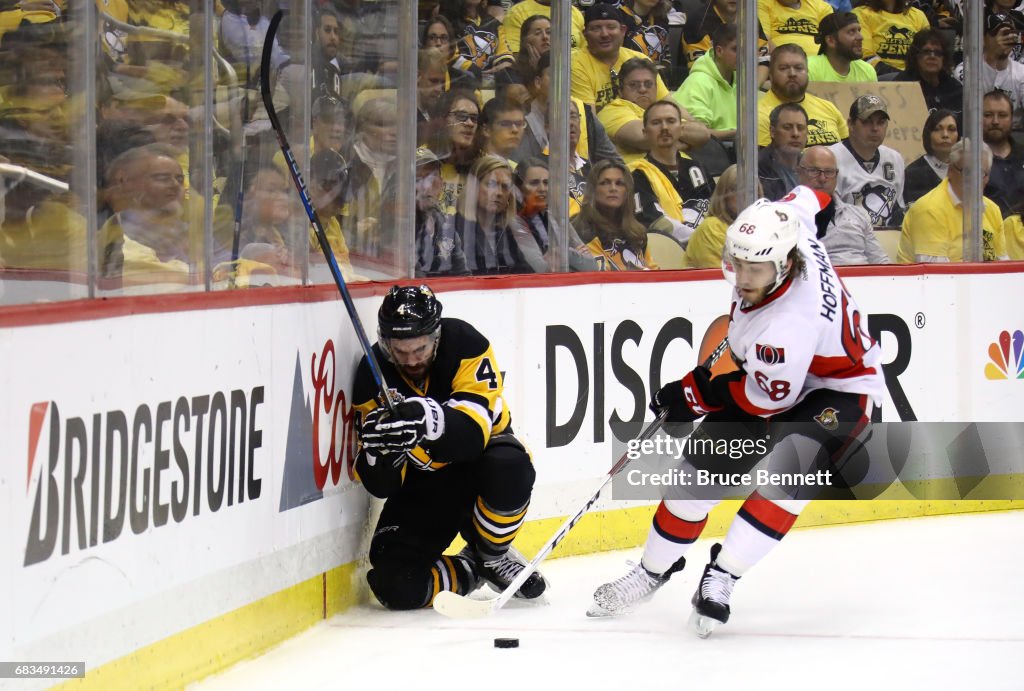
[587,557,683,617]
[475,545,548,599]
[689,543,739,638]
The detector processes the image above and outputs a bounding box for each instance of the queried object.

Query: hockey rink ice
[194,510,1024,691]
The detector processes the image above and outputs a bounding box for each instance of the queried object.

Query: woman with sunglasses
[892,30,962,114]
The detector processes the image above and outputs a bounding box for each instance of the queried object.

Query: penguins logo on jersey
[627,26,669,63]
[569,176,587,204]
[436,234,455,261]
[459,28,498,68]
[853,182,899,225]
[814,407,840,431]
[682,197,711,233]
[610,238,648,270]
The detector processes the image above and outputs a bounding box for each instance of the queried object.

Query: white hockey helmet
[721,199,801,293]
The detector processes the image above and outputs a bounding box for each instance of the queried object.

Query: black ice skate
[689,543,739,638]
[587,557,685,617]
[468,545,547,599]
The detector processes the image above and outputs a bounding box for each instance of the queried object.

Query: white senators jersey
[725,187,887,416]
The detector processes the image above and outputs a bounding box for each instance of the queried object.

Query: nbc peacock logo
[984,330,1024,380]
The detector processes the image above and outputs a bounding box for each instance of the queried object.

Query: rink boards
[1,266,1023,689]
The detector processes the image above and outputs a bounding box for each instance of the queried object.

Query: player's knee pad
[367,564,432,611]
[478,434,535,504]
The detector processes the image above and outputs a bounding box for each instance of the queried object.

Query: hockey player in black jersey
[353,285,547,610]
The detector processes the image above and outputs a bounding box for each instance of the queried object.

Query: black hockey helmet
[378,284,443,340]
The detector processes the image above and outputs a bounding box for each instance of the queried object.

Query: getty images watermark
[620,432,832,499]
[610,421,1024,501]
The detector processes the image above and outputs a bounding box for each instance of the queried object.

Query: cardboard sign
[809,81,930,163]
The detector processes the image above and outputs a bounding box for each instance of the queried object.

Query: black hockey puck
[494,637,519,649]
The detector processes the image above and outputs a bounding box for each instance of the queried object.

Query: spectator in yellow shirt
[758,44,848,147]
[684,164,751,268]
[854,0,930,74]
[898,140,1008,263]
[571,3,670,112]
[1002,207,1024,260]
[498,0,584,55]
[600,57,710,163]
[758,0,835,57]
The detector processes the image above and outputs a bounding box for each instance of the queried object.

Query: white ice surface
[193,511,1024,691]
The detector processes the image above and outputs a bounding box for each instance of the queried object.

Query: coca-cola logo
[279,340,359,512]
[310,339,358,488]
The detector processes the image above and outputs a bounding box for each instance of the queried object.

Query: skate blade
[688,609,719,638]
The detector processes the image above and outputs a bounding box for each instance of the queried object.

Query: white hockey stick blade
[432,591,498,619]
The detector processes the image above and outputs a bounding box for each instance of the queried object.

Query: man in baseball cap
[828,94,907,228]
[808,11,877,82]
[849,94,889,121]
[574,2,669,110]
[986,12,1015,37]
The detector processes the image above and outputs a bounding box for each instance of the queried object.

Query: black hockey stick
[261,10,395,412]
[434,337,731,619]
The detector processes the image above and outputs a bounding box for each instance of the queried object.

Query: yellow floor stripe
[58,563,360,691]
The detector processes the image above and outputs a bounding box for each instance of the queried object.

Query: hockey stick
[230,42,251,273]
[0,163,70,193]
[433,337,731,619]
[261,10,395,412]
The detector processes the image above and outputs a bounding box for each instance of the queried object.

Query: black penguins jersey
[632,153,716,239]
[353,317,512,471]
[617,3,670,66]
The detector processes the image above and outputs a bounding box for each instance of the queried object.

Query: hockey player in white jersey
[588,185,886,637]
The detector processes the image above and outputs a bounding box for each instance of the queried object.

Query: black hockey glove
[355,447,406,498]
[650,366,724,423]
[360,397,445,453]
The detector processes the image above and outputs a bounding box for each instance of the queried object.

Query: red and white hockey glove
[650,366,724,422]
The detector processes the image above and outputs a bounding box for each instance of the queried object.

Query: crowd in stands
[0,0,1022,295]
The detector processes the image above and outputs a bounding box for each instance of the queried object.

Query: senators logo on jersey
[755,344,787,365]
[814,407,840,431]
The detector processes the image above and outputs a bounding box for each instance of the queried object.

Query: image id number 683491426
[0,662,85,678]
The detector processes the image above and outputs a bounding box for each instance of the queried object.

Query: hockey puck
[494,637,519,649]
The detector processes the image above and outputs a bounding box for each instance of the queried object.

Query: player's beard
[399,361,430,386]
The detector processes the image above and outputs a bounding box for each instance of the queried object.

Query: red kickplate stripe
[653,501,707,542]
[739,492,799,536]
